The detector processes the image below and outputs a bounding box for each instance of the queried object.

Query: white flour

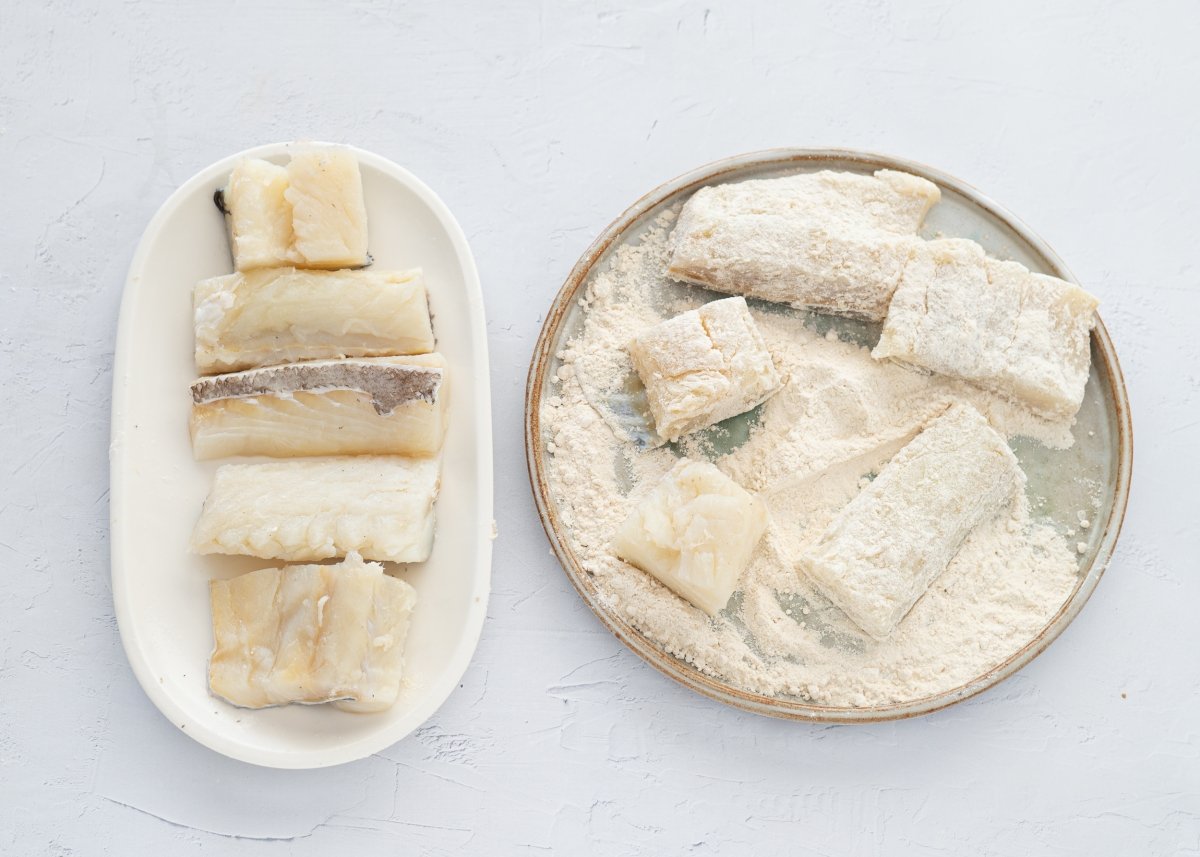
[541,209,1082,706]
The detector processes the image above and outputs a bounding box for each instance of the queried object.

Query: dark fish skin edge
[191,362,441,416]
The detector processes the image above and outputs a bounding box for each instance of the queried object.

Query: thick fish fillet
[191,456,440,562]
[668,169,941,320]
[209,552,416,711]
[629,297,782,442]
[189,355,449,459]
[872,239,1099,419]
[797,403,1024,640]
[194,267,434,374]
[220,149,370,271]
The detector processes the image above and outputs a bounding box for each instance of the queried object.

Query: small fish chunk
[284,149,370,269]
[223,158,297,270]
[629,296,782,442]
[189,355,449,459]
[872,239,1099,419]
[613,459,768,616]
[668,170,941,320]
[797,403,1024,640]
[209,551,416,711]
[194,267,434,374]
[220,148,370,271]
[191,456,440,563]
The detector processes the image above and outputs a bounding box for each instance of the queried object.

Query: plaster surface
[2,1,1197,853]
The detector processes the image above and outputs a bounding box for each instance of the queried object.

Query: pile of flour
[541,209,1083,707]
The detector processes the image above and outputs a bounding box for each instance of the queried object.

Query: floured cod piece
[209,552,416,712]
[797,402,1024,640]
[613,459,768,616]
[192,456,440,563]
[194,267,434,374]
[668,169,941,320]
[219,148,370,271]
[872,239,1099,419]
[189,355,448,459]
[629,296,783,442]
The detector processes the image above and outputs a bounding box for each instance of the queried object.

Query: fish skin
[189,355,449,459]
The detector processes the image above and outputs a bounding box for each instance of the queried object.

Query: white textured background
[2,0,1197,853]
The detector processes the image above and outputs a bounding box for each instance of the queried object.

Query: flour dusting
[541,208,1083,707]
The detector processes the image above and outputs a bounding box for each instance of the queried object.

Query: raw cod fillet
[194,267,434,374]
[667,169,941,320]
[191,456,440,563]
[209,551,416,711]
[797,403,1024,640]
[189,355,449,459]
[613,459,768,616]
[220,148,370,271]
[284,149,371,269]
[221,158,295,271]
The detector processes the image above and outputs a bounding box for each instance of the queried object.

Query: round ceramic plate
[525,149,1132,722]
[111,142,493,767]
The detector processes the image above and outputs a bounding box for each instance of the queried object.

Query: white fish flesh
[219,148,370,271]
[208,551,416,711]
[284,148,371,269]
[189,355,448,459]
[194,267,434,374]
[612,459,768,616]
[191,456,440,563]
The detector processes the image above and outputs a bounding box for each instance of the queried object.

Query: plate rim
[524,147,1133,723]
[110,141,494,767]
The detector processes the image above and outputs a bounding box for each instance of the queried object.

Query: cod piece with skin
[613,459,768,616]
[797,402,1025,640]
[191,456,440,563]
[221,158,295,271]
[668,169,941,320]
[194,267,434,374]
[219,148,370,271]
[629,296,783,442]
[872,239,1099,419]
[189,355,449,459]
[209,552,416,712]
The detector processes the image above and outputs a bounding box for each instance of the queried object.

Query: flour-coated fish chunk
[668,170,941,320]
[797,403,1024,640]
[871,239,1099,419]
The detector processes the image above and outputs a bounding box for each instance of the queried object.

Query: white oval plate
[111,143,493,768]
